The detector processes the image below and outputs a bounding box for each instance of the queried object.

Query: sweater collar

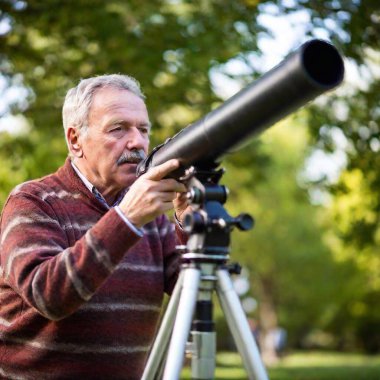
[67,159,126,208]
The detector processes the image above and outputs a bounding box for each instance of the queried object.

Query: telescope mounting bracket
[179,165,254,263]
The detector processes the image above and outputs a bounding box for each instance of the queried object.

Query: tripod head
[180,164,254,261]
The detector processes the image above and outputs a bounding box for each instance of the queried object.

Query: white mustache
[117,150,146,166]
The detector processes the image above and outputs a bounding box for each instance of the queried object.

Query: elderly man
[0,74,190,379]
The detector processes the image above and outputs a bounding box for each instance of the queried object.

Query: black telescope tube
[137,39,344,175]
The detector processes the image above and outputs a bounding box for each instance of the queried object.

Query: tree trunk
[258,277,280,365]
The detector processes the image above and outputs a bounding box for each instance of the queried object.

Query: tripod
[142,166,269,380]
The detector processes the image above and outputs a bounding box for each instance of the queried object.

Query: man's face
[75,87,150,199]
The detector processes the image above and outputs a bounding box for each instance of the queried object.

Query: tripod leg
[216,268,269,380]
[190,263,217,380]
[163,266,201,380]
[142,270,185,380]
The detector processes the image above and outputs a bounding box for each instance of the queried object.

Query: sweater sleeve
[0,191,141,321]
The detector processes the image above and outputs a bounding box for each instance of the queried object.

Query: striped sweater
[0,158,186,380]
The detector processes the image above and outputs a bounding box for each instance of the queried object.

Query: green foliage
[303,0,380,257]
[297,0,380,350]
[1,0,379,352]
[223,119,344,346]
[0,0,265,202]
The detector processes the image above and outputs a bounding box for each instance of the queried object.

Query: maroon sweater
[0,159,186,379]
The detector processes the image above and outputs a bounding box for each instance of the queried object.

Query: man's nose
[126,127,147,150]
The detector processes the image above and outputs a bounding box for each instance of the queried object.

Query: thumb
[142,159,181,181]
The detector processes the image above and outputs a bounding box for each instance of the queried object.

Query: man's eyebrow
[110,119,152,128]
[141,121,152,129]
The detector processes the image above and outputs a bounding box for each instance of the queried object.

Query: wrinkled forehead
[89,87,150,125]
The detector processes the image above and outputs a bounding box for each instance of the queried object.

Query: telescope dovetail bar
[137,39,344,177]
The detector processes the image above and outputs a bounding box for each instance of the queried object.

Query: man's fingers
[143,159,180,181]
[158,178,187,193]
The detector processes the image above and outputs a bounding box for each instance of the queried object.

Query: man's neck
[70,159,122,206]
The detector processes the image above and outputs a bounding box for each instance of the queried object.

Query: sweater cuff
[114,206,144,237]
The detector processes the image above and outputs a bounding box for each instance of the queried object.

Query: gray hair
[62,74,145,152]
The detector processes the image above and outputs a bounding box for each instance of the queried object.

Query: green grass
[180,351,380,379]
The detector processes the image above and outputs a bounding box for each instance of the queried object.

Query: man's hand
[173,191,192,226]
[118,159,187,228]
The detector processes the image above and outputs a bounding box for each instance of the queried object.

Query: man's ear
[67,127,83,158]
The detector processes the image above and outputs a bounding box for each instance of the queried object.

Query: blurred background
[1,0,379,376]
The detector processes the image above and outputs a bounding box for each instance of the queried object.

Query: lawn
[180,351,380,379]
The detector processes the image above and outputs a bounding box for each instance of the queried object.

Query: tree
[1,0,379,352]
[0,0,265,206]
[223,118,345,353]
[295,0,380,350]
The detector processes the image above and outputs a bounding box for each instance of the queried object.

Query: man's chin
[118,164,139,185]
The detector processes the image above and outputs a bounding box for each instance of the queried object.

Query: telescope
[137,38,344,176]
[141,39,345,380]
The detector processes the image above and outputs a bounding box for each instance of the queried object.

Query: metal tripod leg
[216,268,269,380]
[163,266,201,379]
[142,266,202,380]
[142,270,185,380]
